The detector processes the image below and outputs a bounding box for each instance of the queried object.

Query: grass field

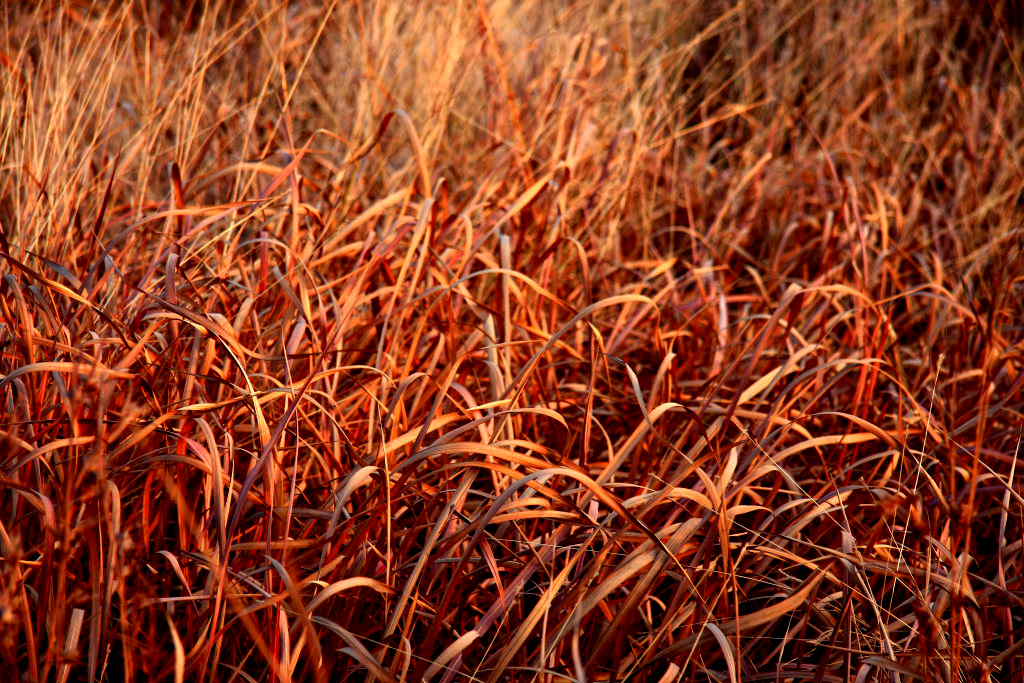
[1,1,1023,681]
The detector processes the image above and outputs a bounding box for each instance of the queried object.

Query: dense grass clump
[1,1,1023,680]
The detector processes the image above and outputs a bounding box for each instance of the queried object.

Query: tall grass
[1,1,1022,680]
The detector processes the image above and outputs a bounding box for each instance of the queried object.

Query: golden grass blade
[705,623,738,683]
[56,608,85,683]
[737,344,820,406]
[643,570,827,666]
[0,361,134,385]
[166,613,186,683]
[422,630,479,682]
[395,110,432,198]
[305,577,394,615]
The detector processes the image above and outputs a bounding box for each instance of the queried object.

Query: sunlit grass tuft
[1,1,1023,681]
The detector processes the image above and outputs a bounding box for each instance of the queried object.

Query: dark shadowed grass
[1,1,1023,681]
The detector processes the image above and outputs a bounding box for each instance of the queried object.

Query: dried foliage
[1,1,1023,681]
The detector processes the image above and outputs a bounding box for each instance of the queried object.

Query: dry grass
[1,0,1023,681]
